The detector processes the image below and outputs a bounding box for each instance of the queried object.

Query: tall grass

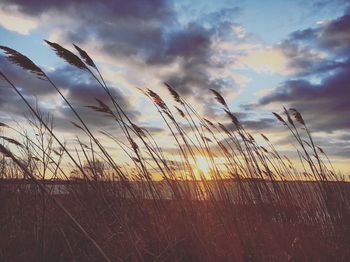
[0,43,349,261]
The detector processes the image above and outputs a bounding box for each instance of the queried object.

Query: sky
[0,0,349,176]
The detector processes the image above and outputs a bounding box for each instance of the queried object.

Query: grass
[0,42,349,261]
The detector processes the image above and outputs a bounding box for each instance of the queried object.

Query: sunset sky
[0,0,349,175]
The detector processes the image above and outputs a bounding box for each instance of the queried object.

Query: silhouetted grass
[0,43,349,261]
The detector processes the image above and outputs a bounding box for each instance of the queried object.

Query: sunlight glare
[196,155,210,175]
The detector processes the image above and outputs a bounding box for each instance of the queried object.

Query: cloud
[280,7,350,72]
[258,8,350,133]
[260,66,350,131]
[0,5,38,34]
[0,0,245,114]
[2,0,348,164]
[0,54,140,133]
[1,0,173,19]
[237,47,294,75]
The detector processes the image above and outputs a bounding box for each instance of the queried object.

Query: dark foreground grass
[0,42,349,261]
[1,185,349,262]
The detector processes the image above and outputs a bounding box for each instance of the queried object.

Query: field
[0,43,349,261]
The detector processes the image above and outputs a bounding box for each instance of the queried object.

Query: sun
[195,155,210,175]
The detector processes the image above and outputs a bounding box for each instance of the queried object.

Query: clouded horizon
[0,0,349,175]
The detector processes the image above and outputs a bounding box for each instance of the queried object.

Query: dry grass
[0,43,349,261]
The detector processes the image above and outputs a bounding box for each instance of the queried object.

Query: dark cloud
[162,22,238,115]
[0,55,56,118]
[1,0,175,65]
[0,55,56,97]
[1,0,240,109]
[320,140,350,158]
[319,11,350,54]
[1,0,173,20]
[241,118,276,131]
[272,7,350,77]
[258,8,350,133]
[0,83,37,118]
[291,8,350,54]
[0,54,139,132]
[277,131,350,159]
[0,54,120,106]
[260,66,350,132]
[166,24,211,59]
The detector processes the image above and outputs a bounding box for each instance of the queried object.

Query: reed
[0,43,349,261]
